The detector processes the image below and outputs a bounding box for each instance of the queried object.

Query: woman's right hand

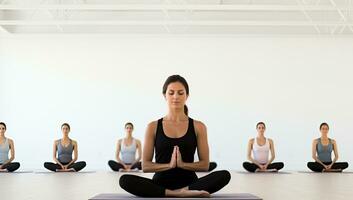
[169,146,177,169]
[60,164,65,170]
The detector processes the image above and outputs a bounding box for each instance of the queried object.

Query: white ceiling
[0,0,353,35]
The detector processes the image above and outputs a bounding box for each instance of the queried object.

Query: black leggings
[208,162,217,172]
[0,162,20,172]
[108,160,142,171]
[307,162,349,172]
[119,170,231,197]
[44,161,86,172]
[243,162,284,172]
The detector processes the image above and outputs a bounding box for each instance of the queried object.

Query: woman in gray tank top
[307,123,349,172]
[108,122,142,172]
[44,123,86,172]
[0,122,20,172]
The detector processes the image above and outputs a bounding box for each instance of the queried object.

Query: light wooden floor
[0,170,352,200]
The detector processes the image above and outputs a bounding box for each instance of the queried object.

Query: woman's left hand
[176,146,185,168]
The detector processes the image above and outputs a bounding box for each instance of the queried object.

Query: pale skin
[52,125,78,172]
[0,124,15,172]
[115,124,142,171]
[246,124,276,171]
[142,82,210,198]
[311,125,339,172]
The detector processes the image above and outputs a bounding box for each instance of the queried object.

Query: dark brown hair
[0,122,6,130]
[61,123,71,130]
[162,75,189,116]
[125,122,134,129]
[256,122,266,129]
[320,122,329,130]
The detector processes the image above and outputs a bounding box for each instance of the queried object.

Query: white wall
[1,36,353,170]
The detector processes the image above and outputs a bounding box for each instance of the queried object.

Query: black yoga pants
[242,162,284,172]
[119,170,231,197]
[43,161,86,172]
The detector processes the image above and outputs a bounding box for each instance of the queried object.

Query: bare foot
[56,168,75,172]
[0,168,8,172]
[323,169,342,172]
[178,189,210,198]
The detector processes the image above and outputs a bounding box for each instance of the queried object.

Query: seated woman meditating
[44,123,86,172]
[307,123,349,172]
[0,122,20,172]
[119,75,231,197]
[108,122,142,172]
[243,122,284,172]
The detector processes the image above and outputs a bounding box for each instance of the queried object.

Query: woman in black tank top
[119,75,231,197]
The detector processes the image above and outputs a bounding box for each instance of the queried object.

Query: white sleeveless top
[252,137,270,164]
[120,139,137,164]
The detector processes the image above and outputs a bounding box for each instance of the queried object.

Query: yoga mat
[90,193,262,200]
[236,171,291,174]
[35,170,96,174]
[297,171,353,174]
[0,170,33,174]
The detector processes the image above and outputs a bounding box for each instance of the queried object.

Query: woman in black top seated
[119,75,231,197]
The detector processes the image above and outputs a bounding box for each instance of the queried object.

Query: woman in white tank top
[108,122,142,172]
[243,122,284,172]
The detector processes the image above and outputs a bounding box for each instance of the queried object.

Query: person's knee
[119,175,135,190]
[242,162,247,167]
[81,161,87,167]
[13,162,20,169]
[216,170,231,185]
[43,162,50,168]
[342,162,349,169]
[278,162,284,169]
[108,160,115,166]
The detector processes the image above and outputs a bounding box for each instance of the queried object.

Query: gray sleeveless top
[57,139,73,163]
[0,138,9,164]
[317,138,333,163]
[120,139,136,164]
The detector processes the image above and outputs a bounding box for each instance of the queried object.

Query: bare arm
[131,139,142,166]
[115,140,125,165]
[142,121,171,173]
[177,121,209,172]
[66,140,78,166]
[52,140,63,167]
[312,139,326,167]
[268,139,276,165]
[331,140,339,165]
[2,139,15,166]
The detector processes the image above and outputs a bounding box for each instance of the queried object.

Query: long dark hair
[162,75,189,116]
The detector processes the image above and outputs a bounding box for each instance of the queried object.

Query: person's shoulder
[134,138,142,143]
[193,119,206,129]
[71,139,77,145]
[330,138,336,144]
[249,138,255,143]
[192,119,207,136]
[146,120,158,130]
[7,138,14,144]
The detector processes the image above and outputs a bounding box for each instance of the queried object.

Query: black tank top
[152,117,198,189]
